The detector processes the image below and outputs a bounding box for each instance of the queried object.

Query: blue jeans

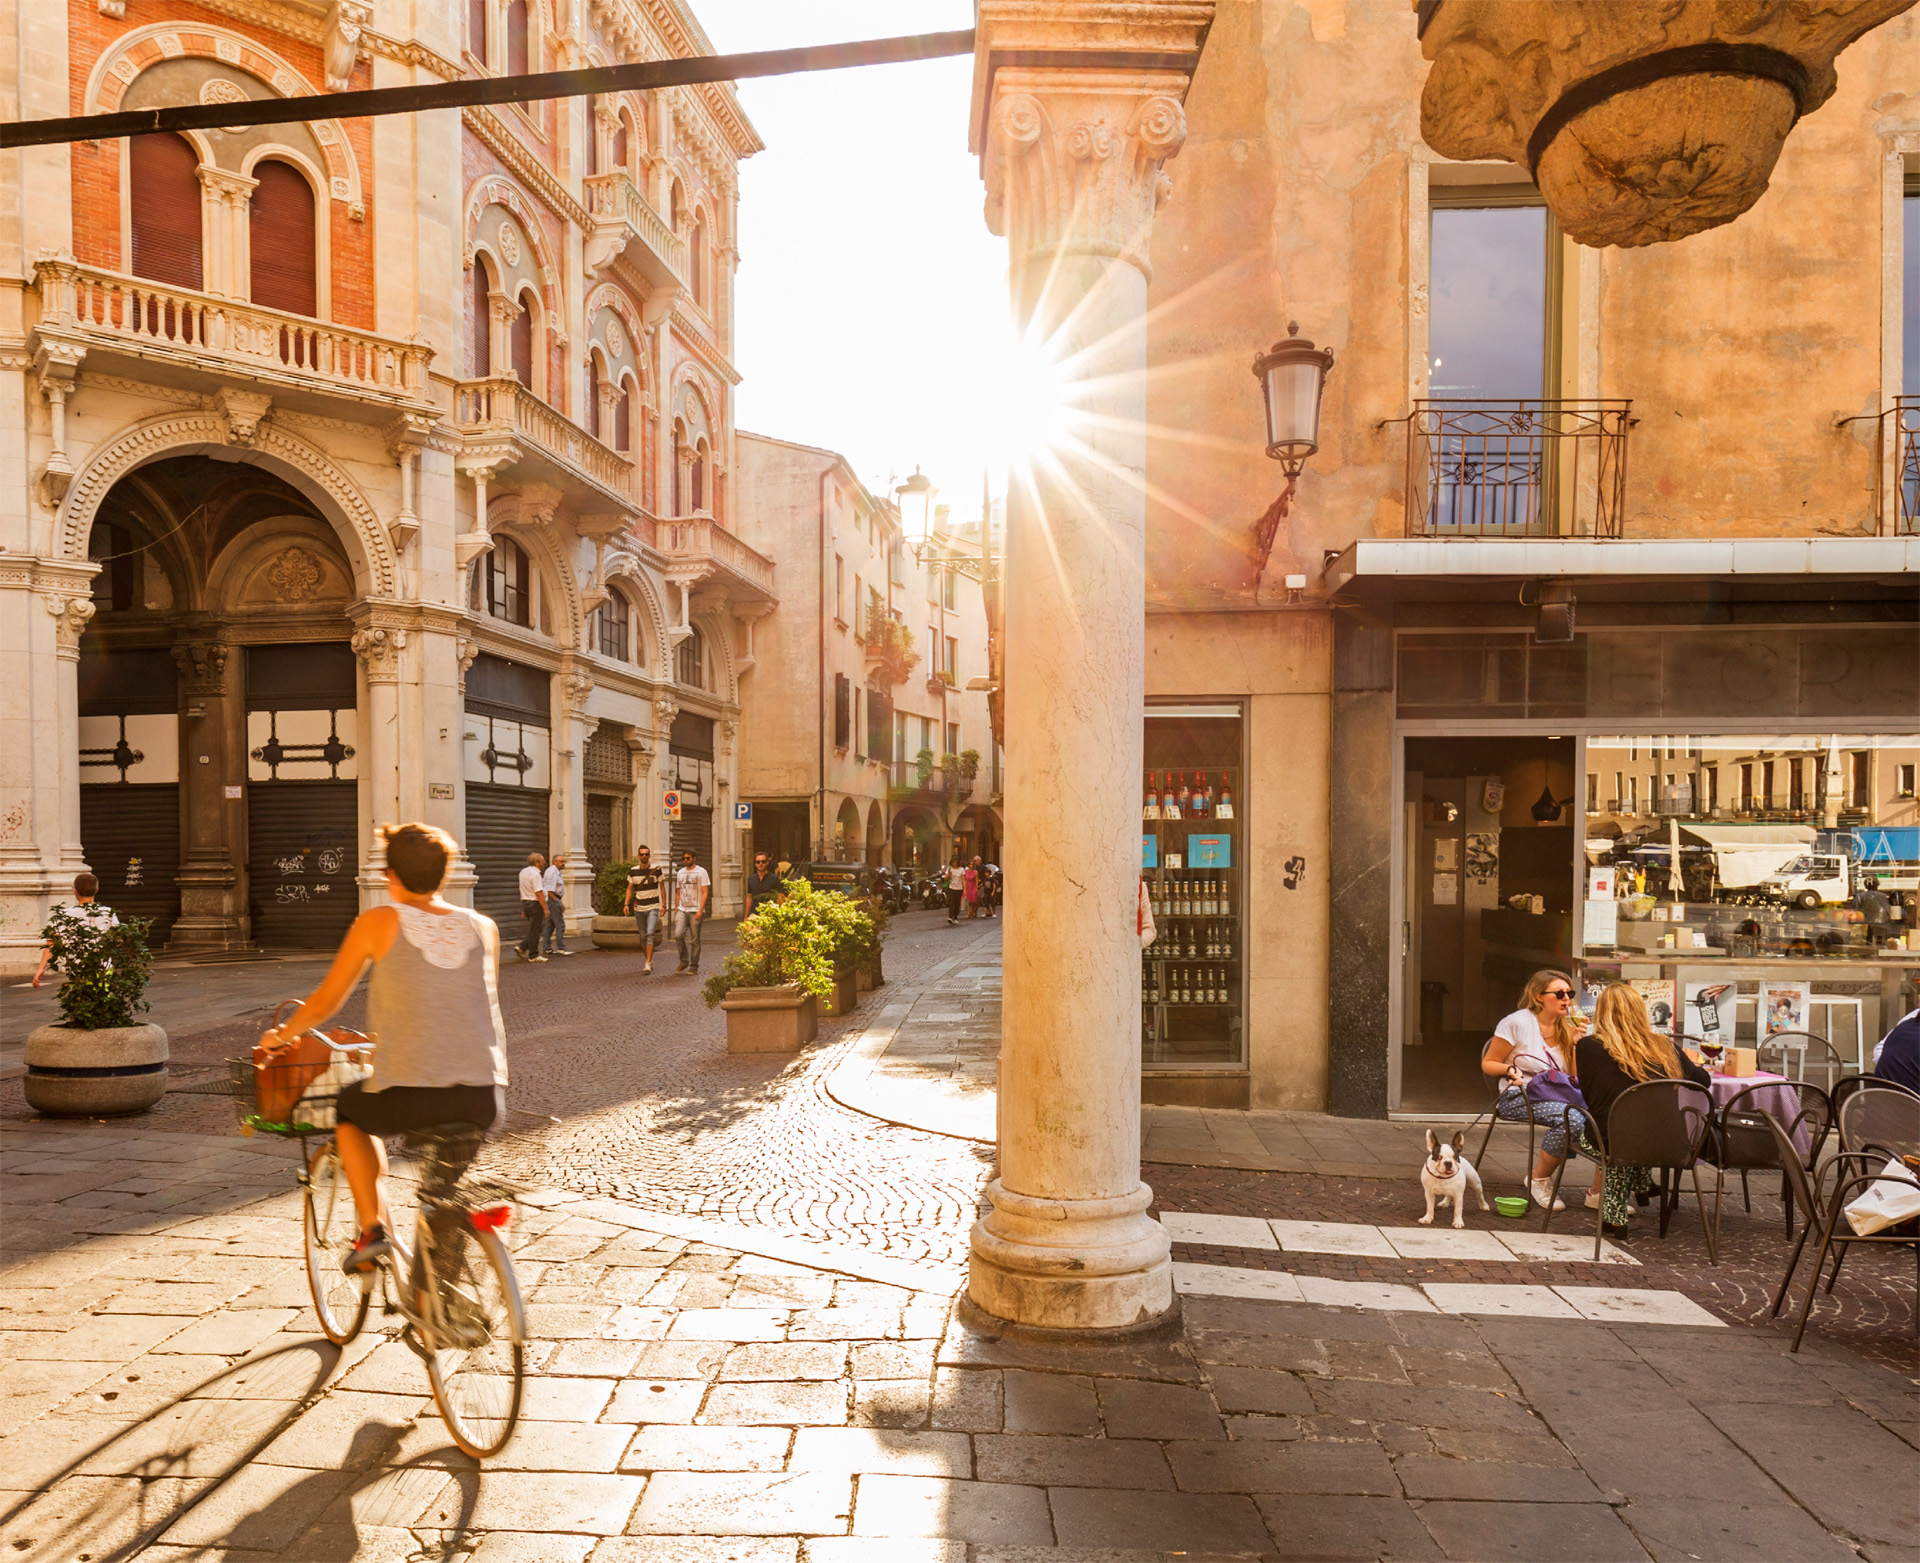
[541,898,566,952]
[674,911,702,970]
[1496,1089,1588,1163]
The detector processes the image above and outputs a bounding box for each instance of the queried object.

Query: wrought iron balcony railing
[1400,399,1632,538]
[1888,397,1918,536]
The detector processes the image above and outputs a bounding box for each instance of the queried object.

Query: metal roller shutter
[467,783,549,930]
[670,807,712,875]
[81,784,180,943]
[248,782,358,948]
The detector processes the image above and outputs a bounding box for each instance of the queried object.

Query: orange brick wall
[67,0,375,330]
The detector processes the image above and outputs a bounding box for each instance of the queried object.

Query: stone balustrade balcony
[583,171,685,289]
[31,257,434,416]
[454,375,642,514]
[657,514,776,607]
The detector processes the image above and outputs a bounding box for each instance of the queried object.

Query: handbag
[251,1000,362,1124]
[1525,1069,1590,1113]
[1843,1160,1920,1236]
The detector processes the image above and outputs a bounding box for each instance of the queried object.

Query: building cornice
[463,106,593,232]
[668,307,740,386]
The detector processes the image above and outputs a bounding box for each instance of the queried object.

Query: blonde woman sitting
[1575,983,1711,1238]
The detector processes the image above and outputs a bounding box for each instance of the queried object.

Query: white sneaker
[1584,1192,1603,1211]
[1529,1177,1566,1212]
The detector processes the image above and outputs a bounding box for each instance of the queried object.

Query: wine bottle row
[1144,920,1234,960]
[1144,770,1234,821]
[1146,874,1230,919]
[1145,965,1233,1006]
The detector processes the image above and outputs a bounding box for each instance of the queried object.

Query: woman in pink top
[963,858,981,919]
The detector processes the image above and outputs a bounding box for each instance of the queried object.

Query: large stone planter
[820,970,859,1018]
[24,1023,169,1117]
[856,953,885,993]
[720,985,818,1053]
[591,915,641,949]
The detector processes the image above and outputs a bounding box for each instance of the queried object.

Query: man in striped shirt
[622,846,665,976]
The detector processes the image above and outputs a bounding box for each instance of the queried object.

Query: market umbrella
[1822,735,1843,828]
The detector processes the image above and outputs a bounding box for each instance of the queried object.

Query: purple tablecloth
[1711,1070,1811,1158]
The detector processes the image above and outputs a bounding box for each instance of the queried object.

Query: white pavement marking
[1494,1229,1637,1266]
[1158,1212,1282,1250]
[1296,1275,1437,1312]
[1266,1220,1400,1258]
[1421,1283,1583,1319]
[1554,1286,1725,1327]
[1171,1262,1304,1302]
[1381,1226,1512,1262]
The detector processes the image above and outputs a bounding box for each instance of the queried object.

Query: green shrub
[702,878,839,1007]
[40,908,155,1030]
[595,859,636,916]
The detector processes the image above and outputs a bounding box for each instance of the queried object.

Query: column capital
[44,593,95,659]
[350,625,408,682]
[170,638,230,694]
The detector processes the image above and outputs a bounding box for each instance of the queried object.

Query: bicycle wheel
[302,1141,371,1345]
[423,1225,525,1458]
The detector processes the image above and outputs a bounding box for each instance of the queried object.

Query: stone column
[169,634,247,952]
[556,663,595,932]
[45,592,94,883]
[651,695,677,861]
[966,8,1208,1331]
[350,620,407,907]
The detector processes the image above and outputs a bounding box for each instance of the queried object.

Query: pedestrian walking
[673,849,711,974]
[984,863,1001,918]
[30,872,116,987]
[541,853,573,955]
[516,852,548,962]
[744,852,784,918]
[623,846,665,975]
[944,854,966,925]
[963,856,982,920]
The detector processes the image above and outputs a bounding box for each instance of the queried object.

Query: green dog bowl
[1493,1196,1529,1220]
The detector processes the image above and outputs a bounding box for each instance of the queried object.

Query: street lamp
[1249,323,1334,582]
[896,467,936,545]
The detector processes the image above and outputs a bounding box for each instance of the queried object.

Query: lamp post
[1249,323,1334,584]
[895,468,936,545]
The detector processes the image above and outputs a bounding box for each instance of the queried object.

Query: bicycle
[230,1019,529,1458]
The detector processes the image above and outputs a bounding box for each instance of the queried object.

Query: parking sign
[663,789,682,821]
[733,801,754,828]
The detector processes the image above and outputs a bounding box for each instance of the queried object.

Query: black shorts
[335,1080,499,1137]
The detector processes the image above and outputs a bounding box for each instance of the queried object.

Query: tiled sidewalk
[5,1116,1918,1560]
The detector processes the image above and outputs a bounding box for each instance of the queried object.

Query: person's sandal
[341,1224,391,1274]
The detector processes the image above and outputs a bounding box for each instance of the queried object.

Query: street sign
[663,789,682,821]
[733,801,754,828]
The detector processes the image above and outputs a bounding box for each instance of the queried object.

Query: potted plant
[590,858,642,948]
[25,909,165,1117]
[854,895,890,992]
[703,880,837,1052]
[812,889,876,1017]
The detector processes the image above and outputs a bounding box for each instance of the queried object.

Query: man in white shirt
[516,853,548,963]
[540,853,573,956]
[673,850,711,974]
[31,872,118,988]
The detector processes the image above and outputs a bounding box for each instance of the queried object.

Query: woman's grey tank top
[365,904,508,1092]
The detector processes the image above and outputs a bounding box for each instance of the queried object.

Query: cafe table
[1708,1069,1812,1157]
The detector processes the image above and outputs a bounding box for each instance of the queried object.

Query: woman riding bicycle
[258,822,508,1275]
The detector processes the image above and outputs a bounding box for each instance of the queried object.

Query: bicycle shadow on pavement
[0,1338,340,1563]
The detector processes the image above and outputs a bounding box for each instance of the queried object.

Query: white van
[1762,853,1850,909]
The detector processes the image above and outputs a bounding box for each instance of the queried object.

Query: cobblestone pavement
[1,911,999,1274]
[4,1120,1916,1562]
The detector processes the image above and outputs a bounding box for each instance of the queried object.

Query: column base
[967,1177,1173,1332]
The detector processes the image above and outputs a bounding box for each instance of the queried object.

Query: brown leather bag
[252,1000,362,1123]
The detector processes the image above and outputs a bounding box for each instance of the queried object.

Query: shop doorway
[1400,735,1577,1113]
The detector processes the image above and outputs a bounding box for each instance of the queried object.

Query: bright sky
[698,2,1013,520]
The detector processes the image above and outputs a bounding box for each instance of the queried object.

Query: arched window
[486,537,531,626]
[505,0,529,75]
[690,215,707,307]
[670,180,685,229]
[671,421,684,514]
[676,625,705,689]
[613,111,631,174]
[129,132,203,289]
[470,262,492,376]
[594,587,630,661]
[691,439,708,513]
[508,288,534,389]
[248,161,316,316]
[615,374,633,454]
[467,0,487,63]
[586,352,602,438]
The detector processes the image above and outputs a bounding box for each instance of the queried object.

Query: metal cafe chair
[1758,1031,1847,1093]
[1545,1078,1719,1263]
[1838,1082,1920,1159]
[1703,1079,1832,1238]
[1765,1115,1920,1352]
[1472,1038,1540,1175]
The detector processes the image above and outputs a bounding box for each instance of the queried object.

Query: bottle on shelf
[1195,775,1211,818]
[1216,773,1234,820]
[1176,771,1191,818]
[1185,924,1197,959]
[1222,922,1234,960]
[1164,771,1183,821]
[1143,771,1160,821]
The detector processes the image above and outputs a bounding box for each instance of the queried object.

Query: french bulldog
[1420,1129,1490,1229]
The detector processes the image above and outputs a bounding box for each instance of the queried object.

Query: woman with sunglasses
[1482,969,1597,1211]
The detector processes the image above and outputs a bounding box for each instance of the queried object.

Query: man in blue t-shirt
[1873,1007,1920,1093]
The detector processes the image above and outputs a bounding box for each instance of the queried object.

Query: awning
[1324,536,1920,593]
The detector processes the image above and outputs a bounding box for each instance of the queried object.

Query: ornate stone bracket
[383,412,438,555]
[325,0,374,92]
[455,457,509,569]
[171,640,230,694]
[217,388,274,447]
[33,340,86,506]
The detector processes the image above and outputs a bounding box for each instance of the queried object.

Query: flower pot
[720,985,819,1053]
[856,968,875,993]
[591,915,642,949]
[24,1022,169,1117]
[820,970,858,1018]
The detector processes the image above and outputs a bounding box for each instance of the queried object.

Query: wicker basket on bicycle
[231,1001,372,1136]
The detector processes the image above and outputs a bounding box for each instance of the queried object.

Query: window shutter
[506,0,529,74]
[835,675,851,750]
[587,354,601,438]
[471,265,491,376]
[613,116,630,171]
[248,161,316,316]
[508,292,533,386]
[129,133,204,290]
[468,0,487,60]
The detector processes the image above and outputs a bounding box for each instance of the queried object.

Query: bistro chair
[1703,1079,1831,1237]
[1765,1115,1920,1352]
[1758,1031,1846,1093]
[1472,1038,1539,1176]
[1838,1083,1920,1160]
[1829,1074,1880,1123]
[1545,1078,1719,1263]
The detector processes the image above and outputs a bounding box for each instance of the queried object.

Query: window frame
[486,537,532,628]
[593,584,631,662]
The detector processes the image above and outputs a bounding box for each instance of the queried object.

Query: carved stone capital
[456,636,480,691]
[171,640,230,692]
[350,625,407,681]
[325,0,374,92]
[563,667,595,712]
[1419,0,1915,248]
[217,388,273,446]
[45,594,95,656]
[652,697,678,734]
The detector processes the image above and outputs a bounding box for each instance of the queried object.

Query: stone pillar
[651,695,677,861]
[556,663,595,931]
[169,634,247,952]
[350,620,407,907]
[965,8,1208,1331]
